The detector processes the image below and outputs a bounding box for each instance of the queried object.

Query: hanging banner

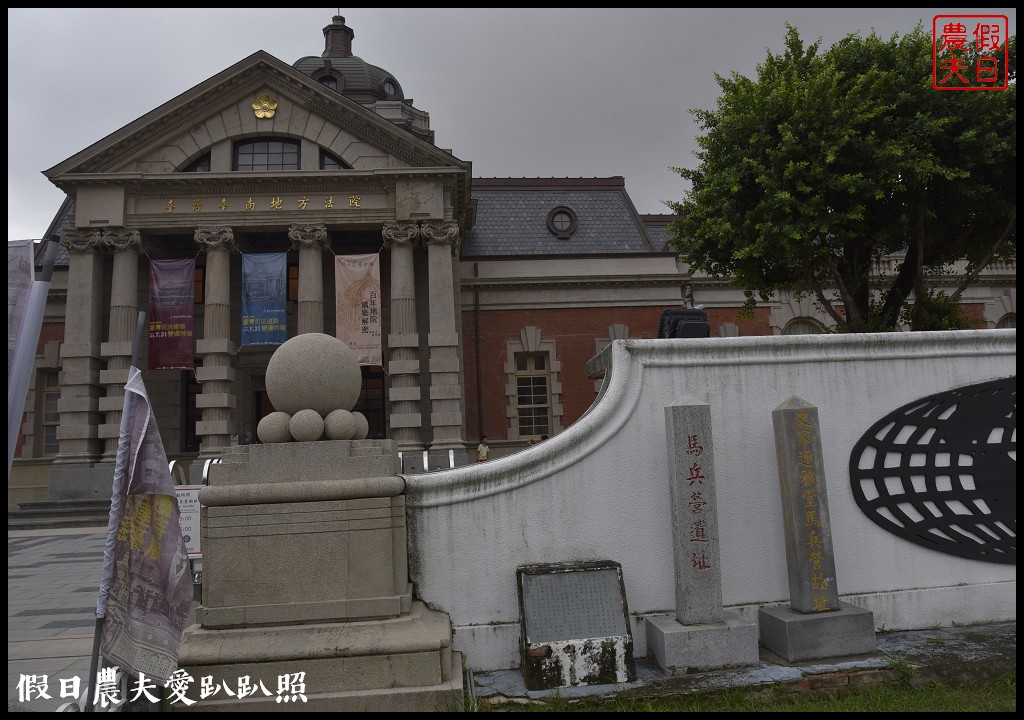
[241,252,287,346]
[335,253,382,366]
[148,259,195,371]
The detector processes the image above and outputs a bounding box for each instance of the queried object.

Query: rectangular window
[515,352,551,438]
[37,370,60,456]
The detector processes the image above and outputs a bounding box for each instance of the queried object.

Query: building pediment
[44,50,468,188]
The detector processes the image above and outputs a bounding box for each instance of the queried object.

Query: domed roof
[293,15,406,105]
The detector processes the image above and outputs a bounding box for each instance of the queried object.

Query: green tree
[668,25,1016,332]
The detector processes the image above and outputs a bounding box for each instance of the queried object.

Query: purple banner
[148,259,195,371]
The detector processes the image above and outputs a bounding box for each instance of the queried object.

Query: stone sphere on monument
[352,411,370,440]
[265,333,362,416]
[257,411,292,444]
[290,409,325,442]
[324,409,357,440]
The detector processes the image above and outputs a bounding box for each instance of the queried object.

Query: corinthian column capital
[382,222,420,249]
[288,223,330,251]
[59,229,102,253]
[101,228,141,253]
[194,226,236,252]
[420,221,461,256]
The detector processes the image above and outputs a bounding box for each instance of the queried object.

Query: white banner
[335,253,382,366]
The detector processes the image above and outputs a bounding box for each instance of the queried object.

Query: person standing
[476,436,490,462]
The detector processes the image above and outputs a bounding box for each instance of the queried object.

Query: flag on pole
[97,366,192,685]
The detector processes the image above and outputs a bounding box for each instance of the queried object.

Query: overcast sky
[7,7,1017,241]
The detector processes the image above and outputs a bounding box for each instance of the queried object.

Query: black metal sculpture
[849,376,1016,564]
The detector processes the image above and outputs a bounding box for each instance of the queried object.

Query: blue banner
[242,253,287,346]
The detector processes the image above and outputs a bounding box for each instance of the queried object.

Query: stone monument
[645,401,759,674]
[177,333,463,711]
[758,396,876,662]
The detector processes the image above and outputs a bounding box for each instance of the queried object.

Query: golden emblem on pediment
[252,94,278,119]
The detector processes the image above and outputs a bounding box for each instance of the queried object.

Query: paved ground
[8,526,1016,712]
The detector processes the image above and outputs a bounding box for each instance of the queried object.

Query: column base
[758,601,877,662]
[645,610,759,675]
[47,463,117,501]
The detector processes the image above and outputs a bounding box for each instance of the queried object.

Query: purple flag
[99,367,193,685]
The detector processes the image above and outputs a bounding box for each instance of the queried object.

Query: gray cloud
[7,7,1016,240]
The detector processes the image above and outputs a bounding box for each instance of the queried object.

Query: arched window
[182,153,210,172]
[996,313,1016,329]
[783,318,825,335]
[233,138,299,171]
[319,149,352,170]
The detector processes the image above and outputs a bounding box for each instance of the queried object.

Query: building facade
[11,15,1016,505]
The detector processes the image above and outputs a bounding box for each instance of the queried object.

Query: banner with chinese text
[242,252,287,346]
[334,253,382,366]
[148,259,195,370]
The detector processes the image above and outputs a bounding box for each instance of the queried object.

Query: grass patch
[477,674,1016,712]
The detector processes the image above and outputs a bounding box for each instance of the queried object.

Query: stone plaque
[517,561,636,690]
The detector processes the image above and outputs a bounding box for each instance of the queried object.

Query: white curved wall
[404,330,1016,672]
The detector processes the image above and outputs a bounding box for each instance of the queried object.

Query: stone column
[382,223,424,454]
[47,229,113,501]
[288,224,330,335]
[194,226,237,458]
[420,221,467,458]
[98,229,141,461]
[53,229,105,467]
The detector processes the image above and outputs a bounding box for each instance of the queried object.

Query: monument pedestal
[645,610,759,675]
[176,441,464,711]
[758,601,877,662]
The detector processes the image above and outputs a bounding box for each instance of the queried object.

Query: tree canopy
[667,24,1016,332]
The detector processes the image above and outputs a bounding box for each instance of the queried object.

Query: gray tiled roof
[641,217,683,253]
[464,188,655,257]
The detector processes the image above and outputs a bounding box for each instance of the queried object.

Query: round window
[546,206,578,239]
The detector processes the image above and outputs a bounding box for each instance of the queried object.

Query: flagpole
[85,310,147,712]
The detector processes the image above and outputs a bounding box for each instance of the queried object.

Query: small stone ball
[289,409,325,442]
[265,333,361,415]
[352,411,370,440]
[257,411,292,444]
[324,409,357,440]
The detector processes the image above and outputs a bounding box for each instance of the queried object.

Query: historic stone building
[10,15,1016,506]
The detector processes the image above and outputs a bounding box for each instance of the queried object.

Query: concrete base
[47,463,116,501]
[758,601,877,662]
[645,610,759,675]
[178,601,464,712]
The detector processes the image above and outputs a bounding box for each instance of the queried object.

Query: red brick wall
[705,306,774,335]
[463,306,676,441]
[13,322,66,459]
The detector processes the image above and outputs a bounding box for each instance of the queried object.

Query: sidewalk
[8,527,1016,712]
